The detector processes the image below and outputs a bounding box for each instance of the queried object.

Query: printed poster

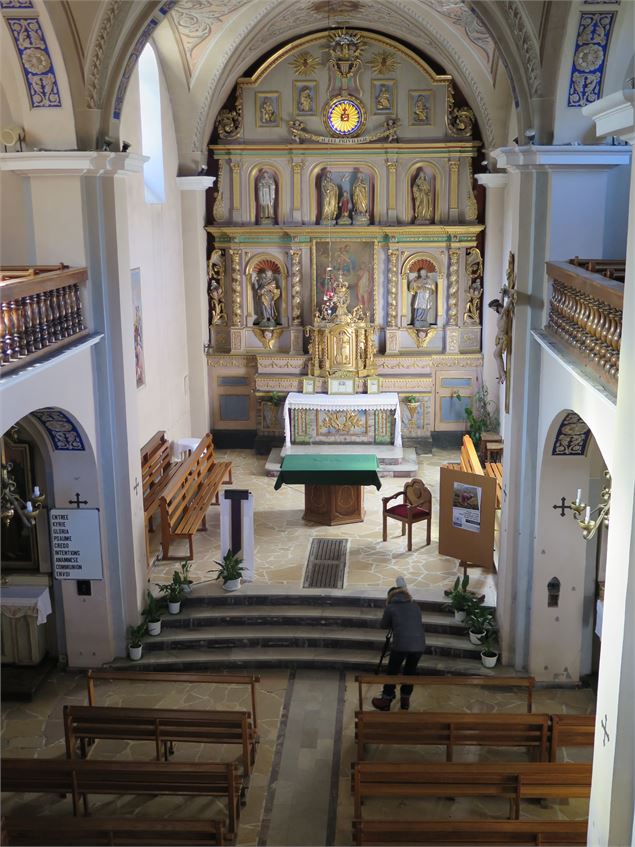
[452,481,481,533]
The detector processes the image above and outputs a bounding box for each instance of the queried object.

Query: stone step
[109,648,506,675]
[142,624,486,661]
[160,605,468,635]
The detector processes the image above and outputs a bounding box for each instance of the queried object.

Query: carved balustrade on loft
[545,260,623,392]
[0,265,88,374]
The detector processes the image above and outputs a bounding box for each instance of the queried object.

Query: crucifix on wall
[488,250,517,413]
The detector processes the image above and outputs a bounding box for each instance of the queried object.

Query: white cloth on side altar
[0,585,53,625]
[283,392,402,448]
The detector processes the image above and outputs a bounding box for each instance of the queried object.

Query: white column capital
[475,173,508,189]
[583,89,635,145]
[176,176,216,191]
[491,144,631,172]
[0,151,148,177]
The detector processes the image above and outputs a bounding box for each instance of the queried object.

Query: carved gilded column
[386,159,397,222]
[448,247,460,326]
[290,247,302,325]
[230,161,240,213]
[449,160,460,211]
[230,248,242,326]
[387,246,399,327]
[292,161,304,212]
[213,162,226,222]
[465,158,477,222]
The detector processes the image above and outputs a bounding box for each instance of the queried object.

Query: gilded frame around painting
[293,80,318,116]
[408,89,433,125]
[371,79,396,116]
[0,441,39,569]
[256,92,282,128]
[311,239,378,322]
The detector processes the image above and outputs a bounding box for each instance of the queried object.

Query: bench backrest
[160,433,217,525]
[549,714,596,761]
[460,434,484,475]
[141,431,171,501]
[352,819,588,845]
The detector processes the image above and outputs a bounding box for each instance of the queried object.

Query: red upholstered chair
[382,478,432,552]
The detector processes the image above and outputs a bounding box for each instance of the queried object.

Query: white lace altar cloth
[0,585,53,625]
[283,392,401,448]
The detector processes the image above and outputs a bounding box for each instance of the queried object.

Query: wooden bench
[141,432,183,565]
[352,819,588,845]
[485,461,503,508]
[355,711,550,762]
[86,669,261,734]
[549,714,595,762]
[63,704,256,779]
[447,436,502,509]
[1,758,242,836]
[1,816,225,845]
[159,433,232,560]
[356,675,535,713]
[353,761,592,821]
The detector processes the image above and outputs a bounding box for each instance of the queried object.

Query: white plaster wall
[120,53,191,448]
[0,170,32,263]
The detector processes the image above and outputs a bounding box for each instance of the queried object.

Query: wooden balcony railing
[0,265,88,375]
[545,260,623,391]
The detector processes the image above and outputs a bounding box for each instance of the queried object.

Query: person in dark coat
[372,577,426,711]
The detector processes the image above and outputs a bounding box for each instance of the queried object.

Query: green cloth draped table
[274,454,382,526]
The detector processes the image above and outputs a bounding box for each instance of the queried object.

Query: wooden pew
[2,816,225,846]
[141,432,183,565]
[356,675,536,713]
[355,711,550,762]
[353,761,592,821]
[352,819,588,845]
[86,669,261,735]
[1,758,242,836]
[549,714,595,762]
[485,461,503,508]
[159,433,232,560]
[63,704,256,779]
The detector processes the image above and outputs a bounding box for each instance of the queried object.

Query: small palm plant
[211,549,244,587]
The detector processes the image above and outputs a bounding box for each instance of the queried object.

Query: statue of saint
[298,87,313,112]
[254,269,281,325]
[338,191,351,224]
[414,94,428,123]
[489,295,513,384]
[260,97,276,124]
[352,173,368,217]
[409,268,436,327]
[413,171,432,222]
[207,250,226,325]
[376,85,391,111]
[321,170,339,223]
[257,170,276,223]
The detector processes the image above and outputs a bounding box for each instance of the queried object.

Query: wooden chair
[382,478,432,552]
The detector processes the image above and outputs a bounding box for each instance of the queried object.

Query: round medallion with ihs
[324,95,366,137]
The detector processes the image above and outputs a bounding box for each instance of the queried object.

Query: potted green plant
[480,629,499,668]
[454,385,499,452]
[156,571,184,614]
[268,390,283,407]
[404,394,418,405]
[211,549,244,592]
[179,560,194,593]
[465,605,495,646]
[128,621,147,661]
[443,574,484,623]
[143,589,162,636]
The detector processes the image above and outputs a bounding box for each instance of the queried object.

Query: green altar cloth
[274,454,382,490]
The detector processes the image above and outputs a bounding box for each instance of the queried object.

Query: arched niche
[309,162,379,226]
[401,252,445,328]
[405,161,445,224]
[244,253,288,326]
[248,162,284,225]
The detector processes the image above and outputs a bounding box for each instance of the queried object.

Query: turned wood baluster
[56,287,69,337]
[9,300,26,358]
[29,293,43,350]
[0,302,12,363]
[72,283,85,331]
[48,287,62,341]
[62,286,74,334]
[37,292,51,347]
[595,303,610,368]
[22,294,35,353]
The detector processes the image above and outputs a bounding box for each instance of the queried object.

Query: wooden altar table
[274,454,382,526]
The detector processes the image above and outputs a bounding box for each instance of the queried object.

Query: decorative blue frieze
[6,17,61,107]
[112,18,159,119]
[32,409,85,451]
[552,412,591,457]
[158,0,177,15]
[568,12,615,107]
[0,0,34,8]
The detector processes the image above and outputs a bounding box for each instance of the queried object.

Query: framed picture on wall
[409,90,433,126]
[328,377,356,395]
[256,92,281,127]
[312,239,377,322]
[372,80,396,115]
[302,377,316,394]
[293,81,317,116]
[367,377,380,394]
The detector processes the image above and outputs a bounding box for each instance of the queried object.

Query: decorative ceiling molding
[503,0,542,97]
[169,0,251,78]
[85,0,122,108]
[421,0,496,74]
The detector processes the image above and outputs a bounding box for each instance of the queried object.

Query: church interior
[1,0,634,844]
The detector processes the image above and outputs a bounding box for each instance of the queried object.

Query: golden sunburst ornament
[324,96,366,136]
[291,50,320,77]
[370,50,398,75]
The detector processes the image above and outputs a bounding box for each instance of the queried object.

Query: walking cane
[375,630,392,674]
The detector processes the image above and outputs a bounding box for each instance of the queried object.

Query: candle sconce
[570,470,611,541]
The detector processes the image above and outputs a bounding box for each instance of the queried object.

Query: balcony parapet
[545,260,623,393]
[1,265,88,376]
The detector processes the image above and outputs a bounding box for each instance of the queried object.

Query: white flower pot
[469,629,485,646]
[147,619,161,636]
[128,644,142,661]
[454,610,467,623]
[168,600,181,614]
[481,650,498,668]
[223,578,241,592]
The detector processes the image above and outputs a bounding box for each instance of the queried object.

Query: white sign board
[50,509,103,580]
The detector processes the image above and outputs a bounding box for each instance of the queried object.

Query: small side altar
[284,392,402,448]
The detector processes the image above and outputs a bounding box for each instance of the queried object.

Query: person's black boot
[371,695,393,711]
[400,696,410,710]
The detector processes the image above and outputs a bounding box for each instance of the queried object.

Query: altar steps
[108,595,502,675]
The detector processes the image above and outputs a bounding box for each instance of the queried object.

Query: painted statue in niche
[257,169,276,224]
[352,171,369,224]
[412,170,433,223]
[253,269,281,325]
[338,190,352,225]
[321,170,339,223]
[408,267,437,327]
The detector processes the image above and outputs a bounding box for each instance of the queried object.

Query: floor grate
[303,538,348,589]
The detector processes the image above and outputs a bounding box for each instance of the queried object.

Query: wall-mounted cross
[68,492,88,509]
[133,477,140,496]
[552,497,572,517]
[601,714,610,747]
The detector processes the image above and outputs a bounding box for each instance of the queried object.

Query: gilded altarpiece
[206,29,485,443]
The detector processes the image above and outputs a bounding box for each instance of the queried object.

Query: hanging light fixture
[570,470,611,541]
[1,436,45,529]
